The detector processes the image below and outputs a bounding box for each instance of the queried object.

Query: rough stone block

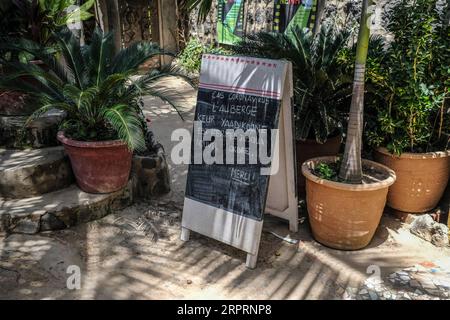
[410,214,449,247]
[0,147,74,199]
[132,146,170,199]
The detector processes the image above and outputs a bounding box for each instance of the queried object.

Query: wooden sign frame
[181,54,297,269]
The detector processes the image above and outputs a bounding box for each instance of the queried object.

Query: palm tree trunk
[338,0,373,183]
[313,0,327,35]
[107,0,122,52]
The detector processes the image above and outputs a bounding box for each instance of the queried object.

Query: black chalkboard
[185,88,282,221]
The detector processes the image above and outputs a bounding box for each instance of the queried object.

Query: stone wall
[189,0,391,46]
[189,0,275,46]
[131,145,171,199]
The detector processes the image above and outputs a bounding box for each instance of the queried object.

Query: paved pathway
[141,77,197,205]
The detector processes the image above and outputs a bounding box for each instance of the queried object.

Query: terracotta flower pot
[296,134,342,196]
[57,131,132,193]
[302,156,396,250]
[373,147,450,213]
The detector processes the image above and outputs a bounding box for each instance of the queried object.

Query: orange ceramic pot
[302,156,396,250]
[58,131,132,193]
[373,148,450,213]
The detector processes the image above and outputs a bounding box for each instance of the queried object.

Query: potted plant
[301,0,396,250]
[366,0,449,213]
[0,0,94,147]
[1,27,191,193]
[234,25,353,195]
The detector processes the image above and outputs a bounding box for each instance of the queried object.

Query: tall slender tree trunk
[95,0,121,52]
[338,0,373,183]
[313,0,326,35]
[107,0,122,52]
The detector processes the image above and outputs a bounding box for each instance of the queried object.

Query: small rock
[186,279,192,285]
[409,280,421,288]
[368,291,378,300]
[421,281,437,289]
[400,275,410,281]
[336,287,345,295]
[410,215,449,247]
[374,286,384,293]
[425,288,441,297]
[359,289,368,295]
[436,279,450,289]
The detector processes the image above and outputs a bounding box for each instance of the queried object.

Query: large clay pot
[57,131,132,193]
[302,156,396,250]
[373,147,450,213]
[296,134,342,196]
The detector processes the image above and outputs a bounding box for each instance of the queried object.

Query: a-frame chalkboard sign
[181,54,297,269]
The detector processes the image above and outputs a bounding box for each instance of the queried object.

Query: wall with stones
[189,0,275,46]
[188,0,391,46]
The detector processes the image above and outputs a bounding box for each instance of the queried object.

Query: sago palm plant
[234,25,353,143]
[1,27,191,152]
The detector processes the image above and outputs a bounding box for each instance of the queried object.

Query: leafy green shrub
[177,38,230,74]
[234,25,353,143]
[363,0,449,154]
[314,162,338,181]
[1,28,192,151]
[1,0,95,67]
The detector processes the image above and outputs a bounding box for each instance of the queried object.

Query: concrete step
[0,184,132,234]
[0,147,74,199]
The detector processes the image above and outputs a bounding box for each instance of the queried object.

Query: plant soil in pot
[296,134,342,196]
[373,148,450,213]
[302,156,396,250]
[58,132,132,194]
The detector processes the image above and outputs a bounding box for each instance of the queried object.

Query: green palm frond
[62,85,98,121]
[234,24,353,142]
[0,62,65,99]
[111,42,165,74]
[184,0,213,23]
[102,104,146,152]
[25,97,71,127]
[54,28,87,88]
[85,28,115,86]
[3,27,194,151]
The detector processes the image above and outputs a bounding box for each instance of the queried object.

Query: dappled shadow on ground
[1,200,449,300]
[140,77,197,204]
[1,77,448,300]
[0,190,91,300]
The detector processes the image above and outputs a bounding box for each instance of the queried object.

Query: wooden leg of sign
[180,227,190,241]
[289,216,298,233]
[245,252,258,269]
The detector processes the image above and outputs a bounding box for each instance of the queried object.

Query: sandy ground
[0,78,449,300]
[1,202,449,300]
